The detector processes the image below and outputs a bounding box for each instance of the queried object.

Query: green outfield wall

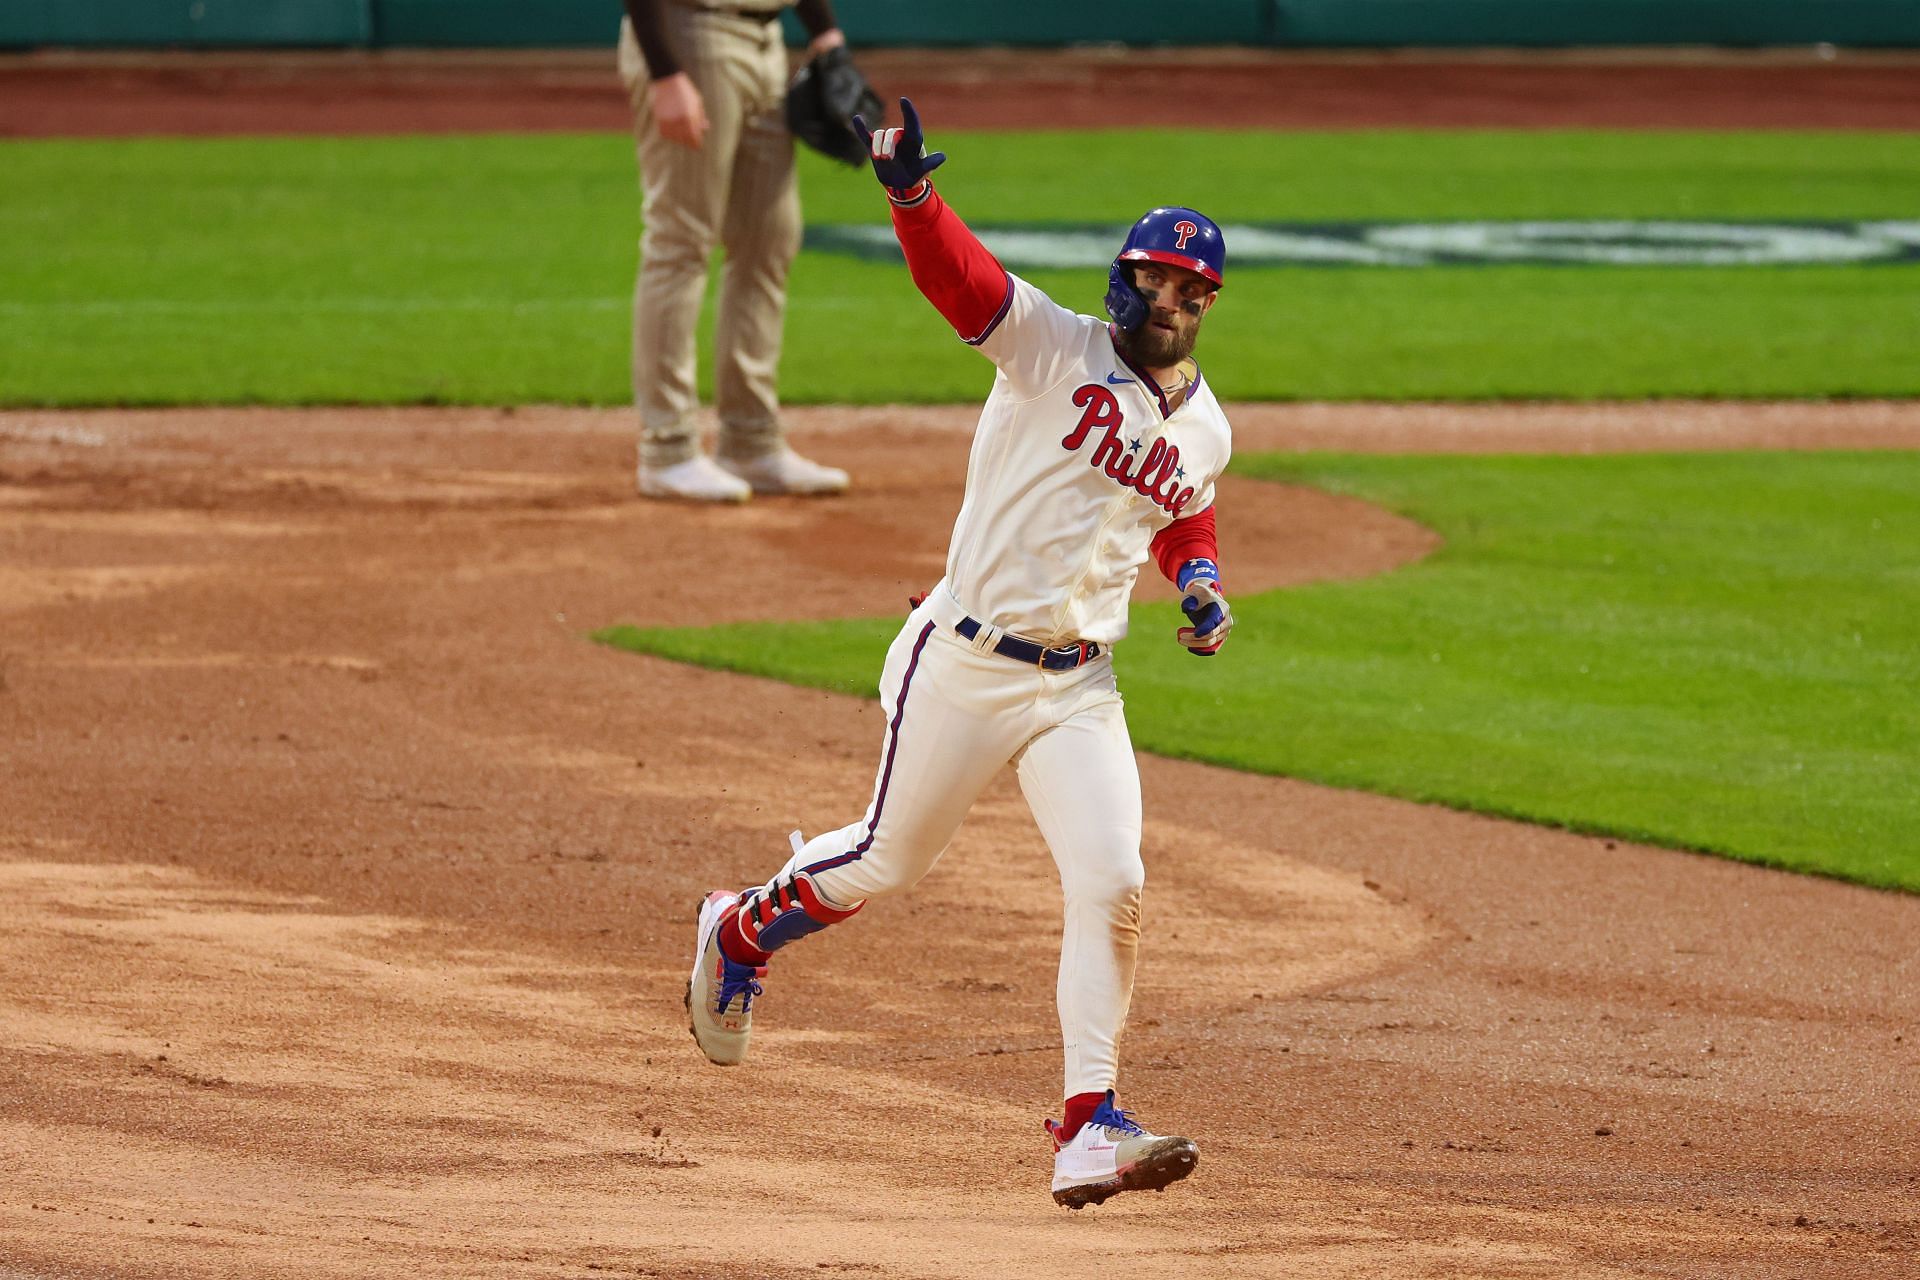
[5,0,1919,49]
[3,0,371,47]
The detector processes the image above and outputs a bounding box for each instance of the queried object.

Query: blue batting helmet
[1105,207,1225,331]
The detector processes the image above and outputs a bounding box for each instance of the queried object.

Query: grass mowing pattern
[4,130,1920,405]
[597,451,1920,892]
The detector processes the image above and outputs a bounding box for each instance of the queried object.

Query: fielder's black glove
[786,46,884,167]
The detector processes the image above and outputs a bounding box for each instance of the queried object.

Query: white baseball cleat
[718,447,850,496]
[686,890,765,1066]
[638,455,753,504]
[1046,1091,1199,1209]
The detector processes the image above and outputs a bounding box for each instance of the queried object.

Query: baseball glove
[786,46,883,167]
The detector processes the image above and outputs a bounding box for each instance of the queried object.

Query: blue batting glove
[852,97,947,199]
[1175,558,1233,657]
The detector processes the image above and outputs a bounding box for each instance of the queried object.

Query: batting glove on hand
[1176,558,1233,657]
[852,97,946,204]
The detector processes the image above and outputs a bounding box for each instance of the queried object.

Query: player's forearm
[793,0,841,41]
[622,0,681,80]
[1150,505,1220,583]
[889,187,1012,342]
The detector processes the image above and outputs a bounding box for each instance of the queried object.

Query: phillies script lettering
[1060,385,1196,516]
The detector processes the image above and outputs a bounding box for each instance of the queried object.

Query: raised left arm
[853,99,1010,342]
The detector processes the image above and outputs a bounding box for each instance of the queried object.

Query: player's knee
[769,198,802,263]
[723,194,801,267]
[1063,849,1145,917]
[641,216,720,269]
[1110,860,1146,917]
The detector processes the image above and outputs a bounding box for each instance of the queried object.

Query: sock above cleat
[1056,1091,1105,1143]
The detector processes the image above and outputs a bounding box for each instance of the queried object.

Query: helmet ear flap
[1104,262,1147,332]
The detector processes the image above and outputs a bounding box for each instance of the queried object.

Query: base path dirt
[2,402,1917,1279]
[7,47,1920,137]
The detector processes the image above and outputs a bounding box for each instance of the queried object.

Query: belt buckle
[1039,639,1091,669]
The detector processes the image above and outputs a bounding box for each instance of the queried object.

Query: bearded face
[1114,262,1216,370]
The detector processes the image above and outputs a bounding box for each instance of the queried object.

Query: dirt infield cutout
[3,403,1917,1278]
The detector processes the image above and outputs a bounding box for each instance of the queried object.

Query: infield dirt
[3,402,1918,1279]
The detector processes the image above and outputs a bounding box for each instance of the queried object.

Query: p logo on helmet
[1104,207,1226,332]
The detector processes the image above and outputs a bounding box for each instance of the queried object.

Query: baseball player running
[685,99,1235,1209]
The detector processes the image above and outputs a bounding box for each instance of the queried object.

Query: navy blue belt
[955,617,1103,670]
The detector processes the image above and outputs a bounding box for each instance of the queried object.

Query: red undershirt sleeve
[888,186,1014,343]
[1150,505,1221,584]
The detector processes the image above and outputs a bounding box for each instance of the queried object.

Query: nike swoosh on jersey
[1105,372,1133,386]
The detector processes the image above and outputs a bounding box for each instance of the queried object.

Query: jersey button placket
[1050,489,1125,643]
[1082,496,1129,594]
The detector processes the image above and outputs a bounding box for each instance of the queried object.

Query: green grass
[597,451,1920,892]
[5,130,1920,405]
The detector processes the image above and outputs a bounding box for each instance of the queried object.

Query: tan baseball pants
[619,11,801,469]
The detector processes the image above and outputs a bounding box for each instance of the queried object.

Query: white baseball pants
[770,586,1146,1098]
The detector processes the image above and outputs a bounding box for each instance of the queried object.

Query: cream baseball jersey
[943,274,1232,647]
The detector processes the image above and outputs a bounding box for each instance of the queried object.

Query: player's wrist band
[1176,557,1221,591]
[886,179,933,208]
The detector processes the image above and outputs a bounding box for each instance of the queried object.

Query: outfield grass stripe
[5,130,1920,405]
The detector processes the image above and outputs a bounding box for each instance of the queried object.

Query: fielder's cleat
[718,447,850,497]
[638,455,753,504]
[685,890,765,1066]
[1046,1091,1198,1209]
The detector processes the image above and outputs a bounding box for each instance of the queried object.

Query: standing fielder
[618,0,852,502]
[685,99,1235,1209]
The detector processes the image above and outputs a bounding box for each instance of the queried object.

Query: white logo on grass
[1365,221,1896,267]
[805,221,1920,269]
